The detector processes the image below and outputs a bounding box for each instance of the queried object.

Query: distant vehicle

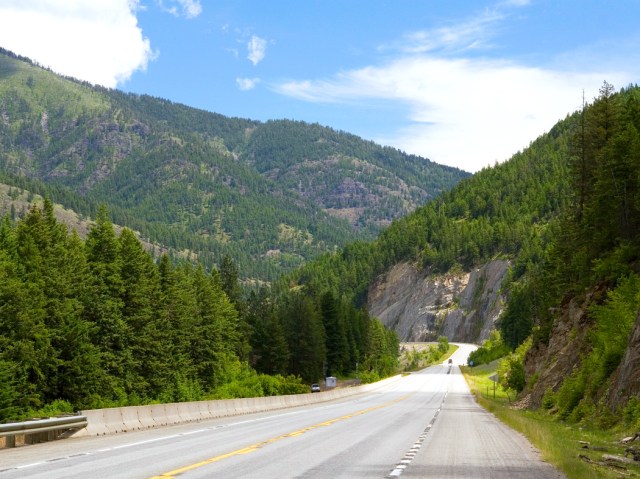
[311,383,321,393]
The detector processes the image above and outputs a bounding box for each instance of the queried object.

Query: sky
[0,1,639,173]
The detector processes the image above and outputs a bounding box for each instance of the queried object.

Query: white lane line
[2,395,382,472]
[386,392,447,478]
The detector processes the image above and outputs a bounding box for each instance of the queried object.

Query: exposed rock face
[520,284,640,412]
[609,312,640,409]
[367,260,509,343]
[520,288,601,409]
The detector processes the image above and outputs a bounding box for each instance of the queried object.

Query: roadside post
[489,373,498,399]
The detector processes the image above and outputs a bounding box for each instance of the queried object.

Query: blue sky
[1,1,639,172]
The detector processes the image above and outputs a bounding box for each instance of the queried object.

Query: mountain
[289,81,640,426]
[288,106,571,317]
[0,48,468,281]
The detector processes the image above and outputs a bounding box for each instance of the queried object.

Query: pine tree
[280,293,326,383]
[191,265,240,391]
[83,206,129,400]
[118,228,164,399]
[247,289,290,375]
[157,256,200,399]
[320,291,349,375]
[0,360,19,421]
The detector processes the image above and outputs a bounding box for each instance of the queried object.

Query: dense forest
[503,82,640,423]
[0,48,468,282]
[0,200,398,421]
[283,81,640,426]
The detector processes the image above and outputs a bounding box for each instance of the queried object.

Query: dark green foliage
[552,83,640,292]
[468,330,511,366]
[0,360,19,421]
[321,291,350,376]
[279,292,327,383]
[498,337,531,393]
[437,336,449,354]
[0,205,240,414]
[0,204,400,419]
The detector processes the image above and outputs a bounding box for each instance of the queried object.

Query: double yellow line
[150,394,410,478]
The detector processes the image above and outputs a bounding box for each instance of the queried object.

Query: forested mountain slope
[287,104,571,311]
[0,48,467,281]
[288,81,640,427]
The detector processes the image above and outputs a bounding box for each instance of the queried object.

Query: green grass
[462,364,640,478]
[400,343,459,372]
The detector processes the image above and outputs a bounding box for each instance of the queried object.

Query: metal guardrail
[0,415,87,448]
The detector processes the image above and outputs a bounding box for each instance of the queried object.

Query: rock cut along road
[0,344,565,478]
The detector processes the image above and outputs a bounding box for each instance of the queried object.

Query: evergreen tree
[157,256,200,399]
[320,291,349,375]
[83,206,129,400]
[54,231,104,407]
[191,265,240,391]
[280,292,326,383]
[247,289,290,375]
[118,228,165,399]
[218,255,250,360]
[0,360,19,421]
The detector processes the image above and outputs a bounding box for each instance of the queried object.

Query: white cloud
[247,35,267,66]
[274,3,638,173]
[275,56,631,172]
[236,77,260,91]
[0,0,154,88]
[159,0,202,19]
[387,10,504,55]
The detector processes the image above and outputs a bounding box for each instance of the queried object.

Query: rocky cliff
[609,312,640,409]
[518,281,640,412]
[367,260,509,343]
[519,289,600,408]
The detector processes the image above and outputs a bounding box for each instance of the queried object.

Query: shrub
[469,330,511,366]
[498,337,531,393]
[25,399,74,419]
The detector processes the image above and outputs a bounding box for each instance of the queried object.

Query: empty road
[0,344,564,478]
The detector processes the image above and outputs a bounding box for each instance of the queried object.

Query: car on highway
[311,383,321,393]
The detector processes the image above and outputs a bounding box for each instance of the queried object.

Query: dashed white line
[386,392,447,478]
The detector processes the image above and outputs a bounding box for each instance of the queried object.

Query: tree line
[0,201,398,421]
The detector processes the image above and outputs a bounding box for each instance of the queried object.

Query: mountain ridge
[0,47,469,280]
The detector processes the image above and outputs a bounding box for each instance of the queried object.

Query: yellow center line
[148,394,411,478]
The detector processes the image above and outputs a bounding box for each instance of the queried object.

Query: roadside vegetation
[399,337,457,372]
[464,361,640,478]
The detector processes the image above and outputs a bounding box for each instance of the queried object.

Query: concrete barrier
[137,405,157,429]
[102,407,127,435]
[77,409,105,437]
[121,406,143,432]
[78,375,404,437]
[164,403,181,426]
[150,404,169,427]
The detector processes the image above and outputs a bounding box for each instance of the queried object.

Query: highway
[0,344,564,478]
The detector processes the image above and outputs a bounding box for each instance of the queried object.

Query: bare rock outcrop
[367,260,509,343]
[609,312,640,409]
[520,288,602,409]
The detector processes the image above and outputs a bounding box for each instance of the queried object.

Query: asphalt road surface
[0,344,565,478]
